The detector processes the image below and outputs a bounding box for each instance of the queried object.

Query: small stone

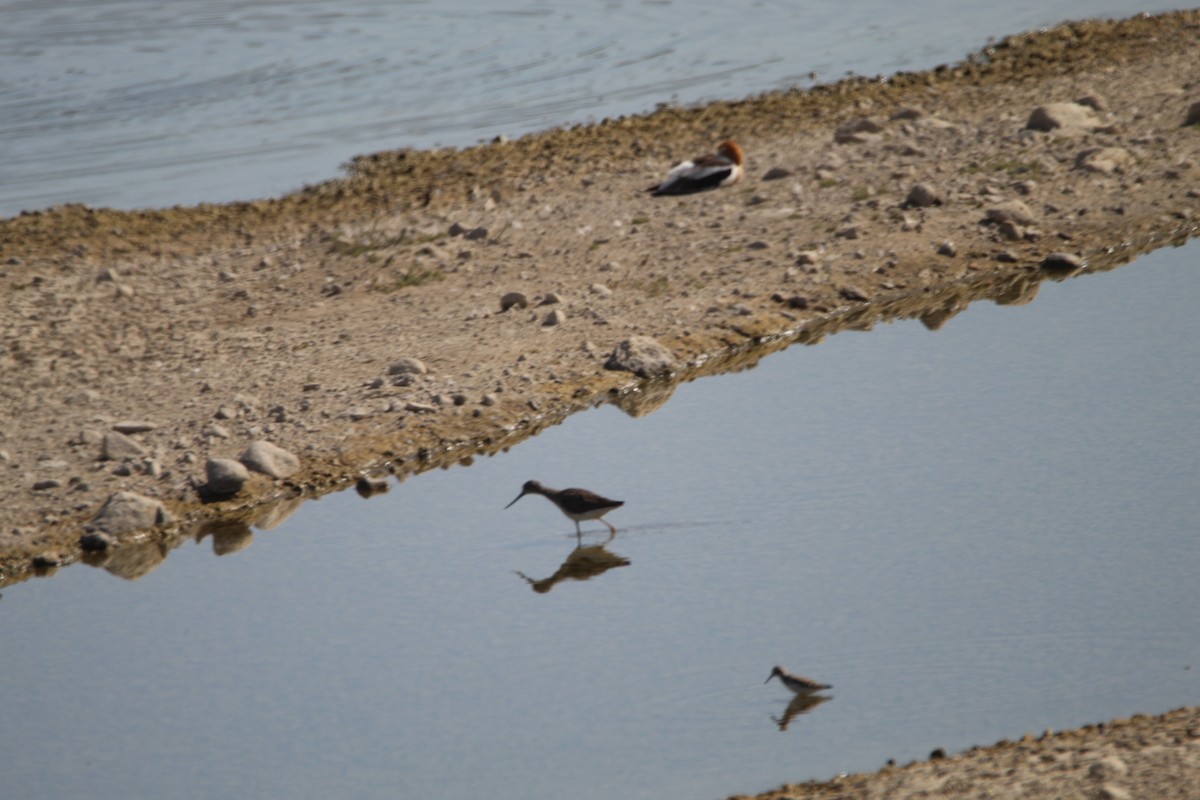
[481,394,497,407]
[405,401,438,414]
[464,226,488,241]
[838,286,869,302]
[761,166,793,180]
[794,251,820,266]
[604,336,679,378]
[1088,756,1129,779]
[746,240,769,250]
[90,491,176,534]
[905,183,943,208]
[203,423,231,439]
[500,291,529,311]
[1097,785,1131,800]
[113,420,157,434]
[538,292,562,305]
[1041,252,1083,272]
[1075,147,1132,175]
[929,748,947,760]
[1025,102,1101,133]
[1185,101,1200,127]
[589,283,613,298]
[937,241,957,257]
[205,458,249,495]
[387,357,429,376]
[102,431,146,461]
[239,440,300,479]
[80,532,115,553]
[986,199,1038,226]
[355,475,390,498]
[32,479,62,491]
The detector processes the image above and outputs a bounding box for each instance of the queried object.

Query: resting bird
[648,139,745,196]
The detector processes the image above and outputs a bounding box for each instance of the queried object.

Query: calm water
[2,240,1198,800]
[1,0,1193,216]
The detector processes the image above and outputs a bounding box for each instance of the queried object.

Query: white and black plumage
[648,139,745,196]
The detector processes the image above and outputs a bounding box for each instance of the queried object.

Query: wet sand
[2,10,1199,798]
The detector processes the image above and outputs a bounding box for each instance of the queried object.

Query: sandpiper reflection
[515,537,630,593]
[771,692,832,731]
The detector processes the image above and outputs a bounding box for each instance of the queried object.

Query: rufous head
[717,139,745,166]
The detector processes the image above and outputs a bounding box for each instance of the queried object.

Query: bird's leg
[601,518,617,534]
[574,520,582,536]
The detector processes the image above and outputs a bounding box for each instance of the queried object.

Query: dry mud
[2,11,1199,798]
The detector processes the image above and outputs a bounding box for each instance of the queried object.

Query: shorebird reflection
[515,539,630,594]
[772,692,832,731]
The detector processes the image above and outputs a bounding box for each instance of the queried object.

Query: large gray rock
[605,336,679,378]
[91,491,176,534]
[205,458,250,495]
[239,440,300,479]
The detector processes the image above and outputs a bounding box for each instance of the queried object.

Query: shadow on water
[6,226,1196,588]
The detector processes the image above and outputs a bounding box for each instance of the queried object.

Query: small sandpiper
[505,480,624,535]
[765,665,832,694]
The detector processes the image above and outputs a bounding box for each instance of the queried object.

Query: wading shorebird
[648,139,745,196]
[765,665,832,694]
[505,480,624,535]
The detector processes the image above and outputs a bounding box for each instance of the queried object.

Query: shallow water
[0,0,1192,215]
[2,239,1198,800]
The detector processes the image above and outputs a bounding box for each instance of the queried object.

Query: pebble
[543,309,567,326]
[405,401,437,414]
[1041,252,1083,272]
[90,491,176,534]
[203,423,231,439]
[604,336,679,378]
[1185,101,1200,127]
[32,479,62,491]
[1025,102,1101,133]
[905,183,943,208]
[101,431,146,461]
[387,357,429,376]
[355,475,390,497]
[986,199,1038,226]
[761,166,793,180]
[500,291,529,311]
[937,241,957,257]
[79,532,115,553]
[239,440,301,479]
[838,286,869,302]
[113,420,157,434]
[1076,147,1132,175]
[205,458,249,495]
[589,283,613,298]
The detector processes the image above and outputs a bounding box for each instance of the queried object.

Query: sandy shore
[2,10,1198,797]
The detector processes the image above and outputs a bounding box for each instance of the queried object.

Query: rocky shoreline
[2,10,1199,797]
